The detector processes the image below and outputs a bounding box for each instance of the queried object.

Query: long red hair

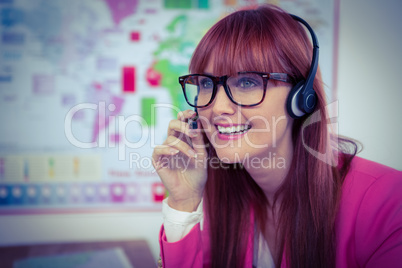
[189,5,357,267]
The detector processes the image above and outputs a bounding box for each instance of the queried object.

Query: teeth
[217,125,251,134]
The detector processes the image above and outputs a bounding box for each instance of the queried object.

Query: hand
[152,109,208,212]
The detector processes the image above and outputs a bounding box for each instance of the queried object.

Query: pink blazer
[159,157,402,267]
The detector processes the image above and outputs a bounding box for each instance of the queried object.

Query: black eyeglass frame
[179,72,293,108]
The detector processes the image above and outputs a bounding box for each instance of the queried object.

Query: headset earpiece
[301,86,317,114]
[286,14,319,119]
[286,80,318,119]
[286,80,306,118]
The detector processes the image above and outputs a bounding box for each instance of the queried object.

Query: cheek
[262,87,291,118]
[198,109,214,134]
[247,90,293,143]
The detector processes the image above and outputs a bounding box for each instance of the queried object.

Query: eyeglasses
[179,72,293,108]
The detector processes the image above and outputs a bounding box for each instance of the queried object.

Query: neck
[244,138,293,205]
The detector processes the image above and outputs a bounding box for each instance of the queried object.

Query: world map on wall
[0,0,338,213]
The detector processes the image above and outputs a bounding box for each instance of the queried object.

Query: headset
[286,14,319,119]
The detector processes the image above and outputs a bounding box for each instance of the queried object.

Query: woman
[152,4,402,268]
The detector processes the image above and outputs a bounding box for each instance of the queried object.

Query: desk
[0,240,156,268]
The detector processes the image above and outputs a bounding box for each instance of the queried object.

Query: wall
[337,0,402,170]
[0,0,401,262]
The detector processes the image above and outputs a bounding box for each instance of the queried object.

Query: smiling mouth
[216,124,252,135]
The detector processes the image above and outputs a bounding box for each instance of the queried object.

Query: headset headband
[289,14,319,114]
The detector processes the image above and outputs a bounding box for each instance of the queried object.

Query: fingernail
[188,149,197,158]
[170,149,179,155]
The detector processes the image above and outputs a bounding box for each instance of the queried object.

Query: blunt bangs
[189,7,293,78]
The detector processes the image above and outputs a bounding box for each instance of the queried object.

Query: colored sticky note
[122,66,135,93]
[141,97,156,126]
[130,31,140,41]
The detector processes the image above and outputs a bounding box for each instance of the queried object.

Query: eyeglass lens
[183,73,265,107]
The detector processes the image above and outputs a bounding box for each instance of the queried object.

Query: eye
[237,77,258,88]
[200,78,213,89]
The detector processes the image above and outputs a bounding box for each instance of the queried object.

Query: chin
[214,149,247,164]
[218,155,235,164]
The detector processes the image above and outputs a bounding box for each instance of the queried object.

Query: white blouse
[162,198,275,268]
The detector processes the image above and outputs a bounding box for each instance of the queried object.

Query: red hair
[190,4,357,268]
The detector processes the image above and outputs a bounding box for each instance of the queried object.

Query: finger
[177,109,197,122]
[152,145,180,169]
[164,135,198,159]
[167,119,198,140]
[152,145,180,160]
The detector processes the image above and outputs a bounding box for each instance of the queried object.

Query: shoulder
[340,155,402,218]
[341,156,401,197]
[337,156,402,267]
[345,155,400,181]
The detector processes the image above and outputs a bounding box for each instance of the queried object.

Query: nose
[211,85,236,115]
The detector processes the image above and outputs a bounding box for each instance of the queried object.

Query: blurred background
[0,0,401,267]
